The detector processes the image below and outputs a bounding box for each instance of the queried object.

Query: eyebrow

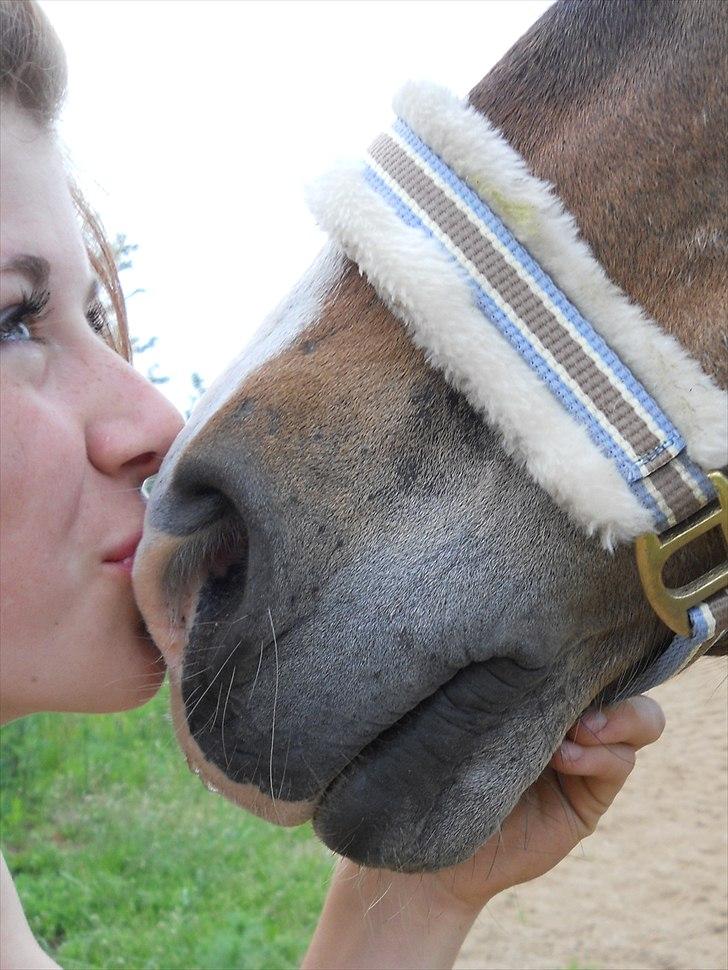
[0,254,51,289]
[0,254,99,304]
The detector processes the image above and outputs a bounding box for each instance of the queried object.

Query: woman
[0,3,665,968]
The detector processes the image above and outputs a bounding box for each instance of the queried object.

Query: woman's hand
[303,695,665,970]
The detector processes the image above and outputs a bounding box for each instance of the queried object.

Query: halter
[308,83,727,698]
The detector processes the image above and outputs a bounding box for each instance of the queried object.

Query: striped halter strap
[308,83,728,699]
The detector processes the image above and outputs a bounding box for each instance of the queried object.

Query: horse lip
[134,516,251,673]
[183,645,539,818]
[167,666,317,827]
[133,528,210,671]
[175,594,551,865]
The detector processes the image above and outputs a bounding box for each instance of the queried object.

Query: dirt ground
[456,656,728,970]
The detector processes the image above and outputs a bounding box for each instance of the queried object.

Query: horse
[134,0,727,872]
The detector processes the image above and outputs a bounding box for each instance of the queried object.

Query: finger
[550,740,636,784]
[548,742,638,834]
[568,695,665,750]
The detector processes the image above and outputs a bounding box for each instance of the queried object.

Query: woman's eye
[0,288,109,346]
[0,316,33,342]
[0,289,50,344]
[0,289,109,345]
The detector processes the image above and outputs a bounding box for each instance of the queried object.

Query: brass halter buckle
[635,470,728,638]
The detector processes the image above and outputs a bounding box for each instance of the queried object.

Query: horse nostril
[184,484,234,531]
[209,539,247,580]
[169,484,232,535]
[153,458,239,538]
[148,460,251,628]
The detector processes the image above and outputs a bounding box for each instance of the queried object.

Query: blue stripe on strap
[364,163,674,531]
[392,119,686,451]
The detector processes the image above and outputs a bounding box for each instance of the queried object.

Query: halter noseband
[308,83,727,697]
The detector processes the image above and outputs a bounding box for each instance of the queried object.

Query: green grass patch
[0,686,333,969]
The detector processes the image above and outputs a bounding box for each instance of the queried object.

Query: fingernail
[582,709,608,733]
[559,740,583,762]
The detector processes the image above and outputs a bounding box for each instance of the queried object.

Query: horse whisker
[267,607,281,821]
[221,664,237,768]
[184,639,242,723]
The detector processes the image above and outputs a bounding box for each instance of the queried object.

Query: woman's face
[0,103,184,722]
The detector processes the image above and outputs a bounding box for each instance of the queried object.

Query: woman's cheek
[0,341,49,387]
[0,384,30,539]
[0,348,52,502]
[1,380,76,590]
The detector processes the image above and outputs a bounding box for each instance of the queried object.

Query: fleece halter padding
[307,82,727,693]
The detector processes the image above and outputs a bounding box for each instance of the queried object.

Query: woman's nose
[84,345,185,481]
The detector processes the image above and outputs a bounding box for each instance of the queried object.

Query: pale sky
[42,0,553,413]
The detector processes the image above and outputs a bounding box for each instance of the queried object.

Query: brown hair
[0,0,131,359]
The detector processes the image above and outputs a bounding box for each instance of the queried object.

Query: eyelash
[0,287,109,344]
[86,298,109,335]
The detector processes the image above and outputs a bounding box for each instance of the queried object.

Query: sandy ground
[456,656,728,970]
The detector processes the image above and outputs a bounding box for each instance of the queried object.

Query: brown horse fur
[471,0,727,386]
[134,0,727,871]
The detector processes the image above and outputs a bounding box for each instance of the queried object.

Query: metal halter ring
[635,470,728,638]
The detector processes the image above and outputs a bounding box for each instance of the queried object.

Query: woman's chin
[100,636,168,713]
[134,638,168,703]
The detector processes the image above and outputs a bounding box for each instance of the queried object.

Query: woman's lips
[104,532,143,575]
[108,555,136,575]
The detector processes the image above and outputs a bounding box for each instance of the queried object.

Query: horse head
[134,0,727,871]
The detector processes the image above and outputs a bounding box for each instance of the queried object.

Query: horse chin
[176,593,562,871]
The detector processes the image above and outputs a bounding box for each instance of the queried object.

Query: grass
[0,685,333,969]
